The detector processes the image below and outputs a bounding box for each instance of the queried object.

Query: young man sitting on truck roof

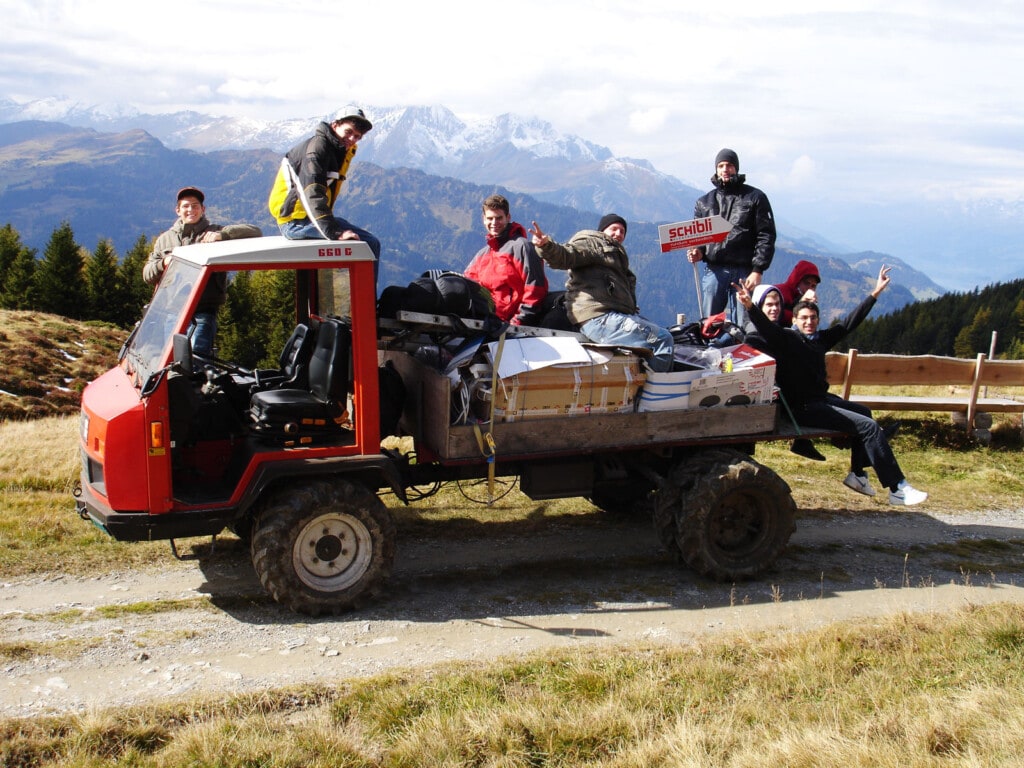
[735,266,928,506]
[529,214,675,372]
[268,105,381,284]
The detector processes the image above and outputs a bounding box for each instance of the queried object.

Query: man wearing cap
[686,148,776,328]
[268,106,381,269]
[144,186,262,356]
[529,214,674,372]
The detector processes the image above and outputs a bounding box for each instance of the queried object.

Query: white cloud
[3,0,1023,217]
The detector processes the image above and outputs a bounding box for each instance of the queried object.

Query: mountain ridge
[0,119,943,325]
[4,98,1023,292]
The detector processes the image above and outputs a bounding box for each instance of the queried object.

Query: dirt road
[4,506,1024,719]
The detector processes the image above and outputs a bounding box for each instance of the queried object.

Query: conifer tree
[253,269,297,364]
[2,243,39,310]
[33,222,85,318]
[116,234,154,327]
[0,224,38,309]
[0,223,20,291]
[85,239,120,323]
[953,306,993,358]
[216,271,265,368]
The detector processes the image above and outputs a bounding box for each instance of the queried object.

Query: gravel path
[3,507,1024,719]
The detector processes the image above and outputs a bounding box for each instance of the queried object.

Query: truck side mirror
[172,333,194,376]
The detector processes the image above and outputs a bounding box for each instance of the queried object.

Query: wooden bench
[824,349,1024,433]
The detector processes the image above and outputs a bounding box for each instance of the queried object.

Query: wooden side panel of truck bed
[385,351,777,462]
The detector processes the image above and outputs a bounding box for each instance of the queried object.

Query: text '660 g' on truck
[74,235,810,616]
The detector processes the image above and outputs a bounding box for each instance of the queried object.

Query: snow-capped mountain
[0,99,700,222]
[3,98,1021,290]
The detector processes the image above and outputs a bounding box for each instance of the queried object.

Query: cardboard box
[638,369,702,412]
[641,344,776,411]
[688,344,776,407]
[487,354,645,422]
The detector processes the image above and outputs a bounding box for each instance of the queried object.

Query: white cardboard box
[640,344,776,411]
[637,369,702,412]
[689,344,776,407]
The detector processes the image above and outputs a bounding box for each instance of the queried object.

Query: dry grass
[2,406,1023,580]
[0,310,126,420]
[4,603,1024,766]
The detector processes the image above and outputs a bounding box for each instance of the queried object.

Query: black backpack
[378,270,497,321]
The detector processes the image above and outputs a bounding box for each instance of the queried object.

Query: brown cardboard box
[487,354,645,422]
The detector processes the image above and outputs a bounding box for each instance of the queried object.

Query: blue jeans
[279,217,381,285]
[580,312,675,372]
[191,312,217,357]
[701,264,749,328]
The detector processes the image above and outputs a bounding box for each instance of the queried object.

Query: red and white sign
[658,215,732,253]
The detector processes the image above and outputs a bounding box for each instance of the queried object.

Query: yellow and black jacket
[268,121,356,239]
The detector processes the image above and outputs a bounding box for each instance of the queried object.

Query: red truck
[75,236,804,615]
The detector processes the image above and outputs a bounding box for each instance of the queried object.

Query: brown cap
[176,186,205,204]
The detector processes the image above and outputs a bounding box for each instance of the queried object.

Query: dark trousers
[796,394,904,489]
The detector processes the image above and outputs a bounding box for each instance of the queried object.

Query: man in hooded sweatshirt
[778,260,822,325]
[687,148,776,327]
[464,194,547,325]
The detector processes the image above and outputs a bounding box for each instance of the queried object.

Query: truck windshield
[124,260,199,383]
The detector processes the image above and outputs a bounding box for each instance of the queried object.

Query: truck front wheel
[251,479,395,616]
[654,449,795,581]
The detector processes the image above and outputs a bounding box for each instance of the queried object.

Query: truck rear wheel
[251,479,395,616]
[654,449,795,581]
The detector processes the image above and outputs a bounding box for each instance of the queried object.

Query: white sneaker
[889,480,928,506]
[843,472,876,497]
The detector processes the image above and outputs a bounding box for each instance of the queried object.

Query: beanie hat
[751,284,782,309]
[597,213,627,234]
[714,148,739,170]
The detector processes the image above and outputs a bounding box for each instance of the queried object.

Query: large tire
[654,449,795,581]
[250,479,395,616]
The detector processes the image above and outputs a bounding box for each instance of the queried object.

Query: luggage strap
[472,328,506,504]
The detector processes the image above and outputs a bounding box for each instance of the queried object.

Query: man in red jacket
[464,194,548,325]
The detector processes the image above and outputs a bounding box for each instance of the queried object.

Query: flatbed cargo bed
[387,350,785,462]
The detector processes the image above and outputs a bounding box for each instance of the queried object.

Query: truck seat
[248,317,352,441]
[251,323,314,390]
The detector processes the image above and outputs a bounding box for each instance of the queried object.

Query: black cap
[715,148,739,170]
[597,213,627,234]
[176,186,204,204]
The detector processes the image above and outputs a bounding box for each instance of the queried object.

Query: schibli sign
[658,215,732,253]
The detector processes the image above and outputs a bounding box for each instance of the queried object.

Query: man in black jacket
[736,266,928,506]
[687,148,776,327]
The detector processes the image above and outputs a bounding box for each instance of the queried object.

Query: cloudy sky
[3,0,1022,282]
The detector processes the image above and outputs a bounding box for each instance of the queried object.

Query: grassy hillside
[0,310,127,420]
